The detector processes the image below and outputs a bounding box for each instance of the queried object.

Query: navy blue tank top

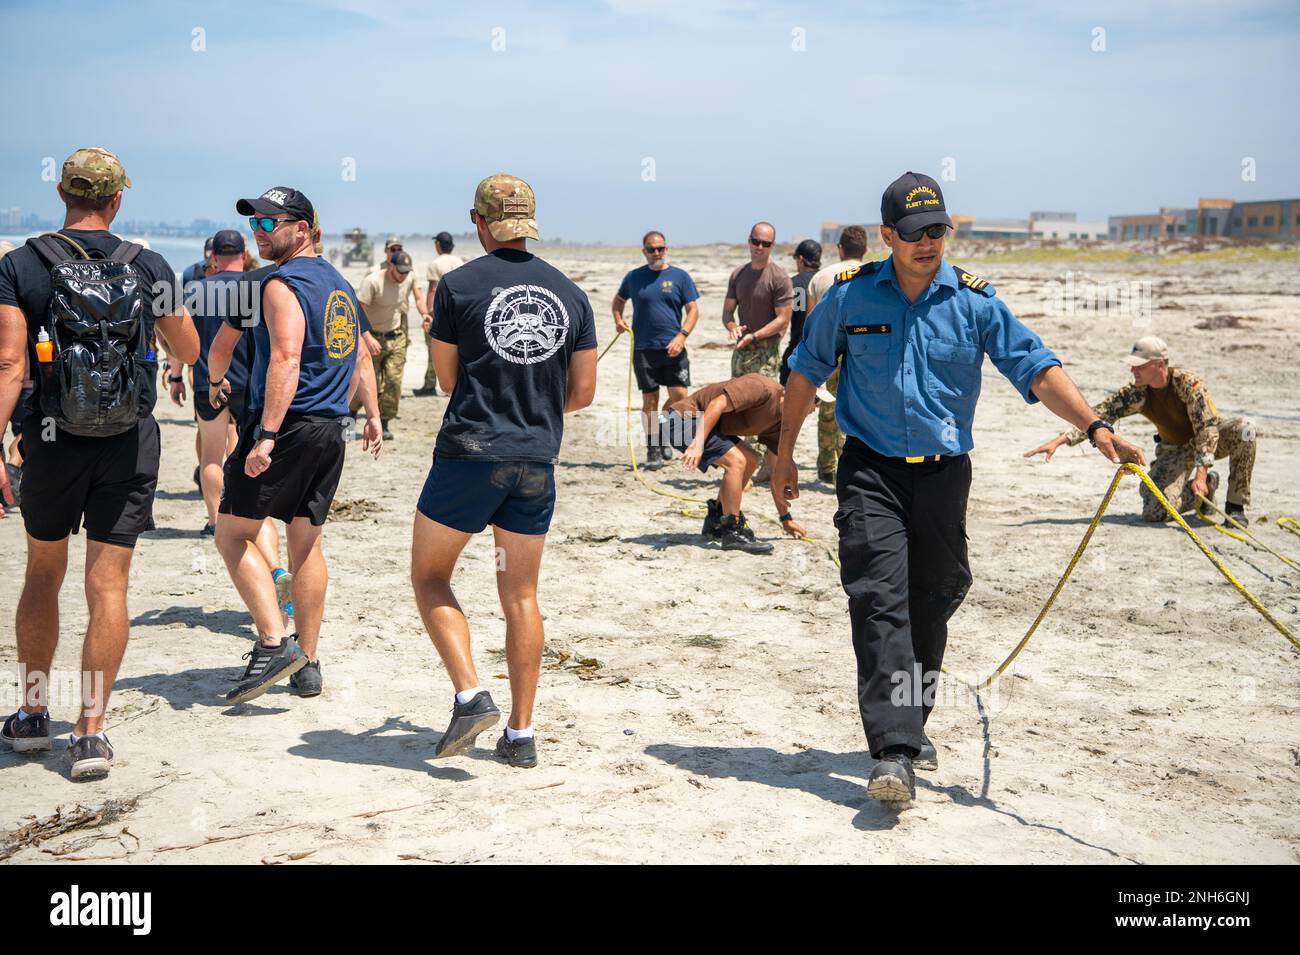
[248,256,359,417]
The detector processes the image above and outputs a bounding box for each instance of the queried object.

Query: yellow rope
[1194,496,1300,571]
[1277,517,1300,540]
[974,463,1299,690]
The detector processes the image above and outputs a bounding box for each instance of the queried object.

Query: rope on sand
[973,463,1298,691]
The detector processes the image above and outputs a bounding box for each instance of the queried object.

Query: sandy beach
[1,244,1297,865]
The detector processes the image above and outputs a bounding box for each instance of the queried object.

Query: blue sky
[1,0,1297,243]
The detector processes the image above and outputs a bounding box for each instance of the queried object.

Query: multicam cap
[1124,335,1169,366]
[473,173,539,242]
[61,147,132,198]
[384,235,402,250]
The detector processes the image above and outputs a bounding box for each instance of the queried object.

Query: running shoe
[494,731,539,769]
[1,710,51,753]
[290,660,322,697]
[272,568,294,620]
[68,734,115,780]
[226,638,307,704]
[433,691,500,759]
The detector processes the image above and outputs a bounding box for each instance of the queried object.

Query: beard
[264,227,303,263]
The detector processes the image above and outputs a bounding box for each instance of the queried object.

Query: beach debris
[1,797,141,862]
[328,497,382,521]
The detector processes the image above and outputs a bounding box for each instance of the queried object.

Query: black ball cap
[236,186,315,224]
[794,238,822,264]
[880,171,952,233]
[211,229,245,255]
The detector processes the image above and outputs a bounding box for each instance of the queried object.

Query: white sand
[1,246,1297,864]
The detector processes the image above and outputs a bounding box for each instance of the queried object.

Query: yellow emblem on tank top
[324,289,357,360]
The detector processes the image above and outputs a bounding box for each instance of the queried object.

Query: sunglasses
[894,223,949,242]
[249,216,296,233]
[644,245,666,254]
[748,237,773,248]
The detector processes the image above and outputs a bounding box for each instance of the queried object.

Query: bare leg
[255,519,281,573]
[15,536,68,714]
[77,540,135,736]
[717,444,757,517]
[215,513,286,642]
[196,412,229,528]
[640,390,659,442]
[284,518,326,659]
[410,512,475,691]
[492,526,547,731]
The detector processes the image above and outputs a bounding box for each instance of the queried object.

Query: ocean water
[1,232,206,276]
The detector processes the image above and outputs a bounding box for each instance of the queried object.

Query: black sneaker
[193,465,201,489]
[433,691,501,759]
[915,735,938,771]
[720,515,773,554]
[644,443,666,471]
[1,710,51,753]
[200,523,215,538]
[382,421,395,441]
[736,511,757,541]
[68,734,115,780]
[1224,501,1246,520]
[818,469,835,484]
[290,660,322,697]
[867,752,915,803]
[413,386,440,397]
[494,731,539,769]
[226,637,307,704]
[702,499,723,540]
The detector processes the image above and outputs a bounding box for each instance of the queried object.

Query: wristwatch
[253,425,280,443]
[681,328,691,337]
[779,512,794,523]
[168,375,183,383]
[1086,419,1115,447]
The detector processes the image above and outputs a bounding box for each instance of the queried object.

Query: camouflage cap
[384,235,401,250]
[61,147,132,198]
[473,173,539,241]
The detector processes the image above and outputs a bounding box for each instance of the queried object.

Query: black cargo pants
[834,437,972,757]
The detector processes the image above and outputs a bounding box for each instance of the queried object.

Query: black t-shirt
[789,271,815,347]
[186,269,255,394]
[431,248,597,463]
[0,229,181,420]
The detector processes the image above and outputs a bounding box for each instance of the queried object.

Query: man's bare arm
[155,309,199,365]
[260,278,305,432]
[431,338,459,395]
[749,305,792,341]
[1030,365,1145,466]
[565,349,597,412]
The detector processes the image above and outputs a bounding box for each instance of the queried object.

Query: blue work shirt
[787,256,1060,457]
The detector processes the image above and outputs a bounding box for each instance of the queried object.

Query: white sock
[505,725,533,741]
[455,686,484,705]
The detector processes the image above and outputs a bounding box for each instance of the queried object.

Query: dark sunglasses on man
[644,245,666,254]
[248,215,296,233]
[748,236,773,248]
[893,223,949,243]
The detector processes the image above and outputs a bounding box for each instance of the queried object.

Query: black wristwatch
[168,374,184,383]
[681,328,691,337]
[779,512,794,523]
[253,425,279,443]
[1086,419,1114,447]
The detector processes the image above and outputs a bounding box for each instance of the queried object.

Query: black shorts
[634,348,691,393]
[10,386,34,440]
[19,416,161,548]
[660,411,739,471]
[219,412,347,526]
[194,389,246,424]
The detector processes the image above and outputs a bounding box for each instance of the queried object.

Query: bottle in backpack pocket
[35,327,53,363]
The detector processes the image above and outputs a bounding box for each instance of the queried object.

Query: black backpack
[26,232,154,437]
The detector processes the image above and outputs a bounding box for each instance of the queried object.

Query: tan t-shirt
[668,374,784,451]
[426,252,464,284]
[357,271,418,333]
[724,261,793,334]
[807,257,863,312]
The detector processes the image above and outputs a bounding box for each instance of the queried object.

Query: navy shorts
[417,457,556,536]
[661,411,739,471]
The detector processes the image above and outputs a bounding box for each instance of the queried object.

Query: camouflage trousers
[817,367,844,476]
[351,322,408,421]
[1141,417,1256,522]
[421,325,438,390]
[731,338,781,459]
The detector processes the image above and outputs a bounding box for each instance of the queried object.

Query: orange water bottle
[35,327,53,363]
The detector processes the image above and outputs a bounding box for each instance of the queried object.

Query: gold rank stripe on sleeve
[834,265,861,284]
[955,267,988,290]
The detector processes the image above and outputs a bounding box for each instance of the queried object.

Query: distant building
[0,207,21,229]
[1109,197,1298,240]
[1029,211,1076,222]
[953,216,1030,240]
[1031,219,1108,240]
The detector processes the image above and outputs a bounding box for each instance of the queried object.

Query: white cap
[1124,335,1168,366]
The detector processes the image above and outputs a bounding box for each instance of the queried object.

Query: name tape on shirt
[846,324,891,335]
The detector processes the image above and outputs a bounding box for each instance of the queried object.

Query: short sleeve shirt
[724,260,794,332]
[668,373,784,451]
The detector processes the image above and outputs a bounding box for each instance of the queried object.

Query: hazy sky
[2,0,1297,244]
